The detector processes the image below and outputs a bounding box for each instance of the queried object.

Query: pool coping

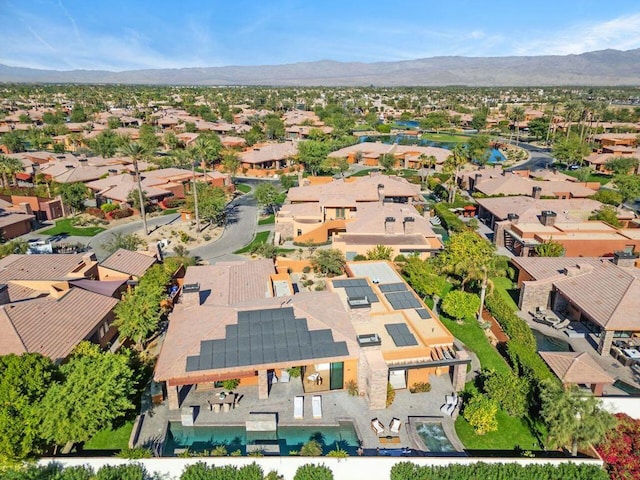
[407,416,467,456]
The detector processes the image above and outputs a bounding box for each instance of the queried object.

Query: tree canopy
[185,183,227,225]
[57,182,90,214]
[311,249,346,276]
[254,182,280,213]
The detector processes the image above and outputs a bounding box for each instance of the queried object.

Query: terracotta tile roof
[100,249,157,277]
[0,288,118,361]
[155,291,357,383]
[345,203,436,236]
[475,175,596,197]
[181,260,275,306]
[539,351,613,385]
[239,142,298,164]
[477,197,602,222]
[328,142,451,164]
[514,257,640,330]
[0,253,92,283]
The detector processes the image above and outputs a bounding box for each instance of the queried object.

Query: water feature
[163,421,360,456]
[532,329,573,352]
[415,422,456,452]
[358,134,505,163]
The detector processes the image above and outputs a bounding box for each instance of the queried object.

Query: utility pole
[192,161,200,241]
[134,157,148,236]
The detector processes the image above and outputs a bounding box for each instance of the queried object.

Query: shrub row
[506,341,556,383]
[433,203,466,233]
[8,462,334,480]
[485,293,536,350]
[108,207,134,220]
[390,461,608,480]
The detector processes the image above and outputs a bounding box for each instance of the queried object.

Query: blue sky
[2,0,640,71]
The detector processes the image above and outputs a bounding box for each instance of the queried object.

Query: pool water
[164,422,360,456]
[613,380,640,396]
[532,329,573,352]
[415,422,456,452]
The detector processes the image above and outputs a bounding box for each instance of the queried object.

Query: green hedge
[433,203,466,233]
[485,293,536,350]
[390,461,608,480]
[507,341,556,384]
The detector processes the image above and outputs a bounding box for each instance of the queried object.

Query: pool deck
[519,311,640,394]
[134,372,464,456]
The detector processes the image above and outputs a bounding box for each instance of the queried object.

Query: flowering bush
[595,413,639,480]
[108,207,133,220]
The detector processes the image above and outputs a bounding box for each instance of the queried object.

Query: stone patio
[134,372,464,456]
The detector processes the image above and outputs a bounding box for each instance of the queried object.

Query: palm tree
[118,142,149,236]
[0,155,25,188]
[444,145,468,203]
[510,106,526,146]
[563,101,582,139]
[418,154,437,183]
[188,135,220,177]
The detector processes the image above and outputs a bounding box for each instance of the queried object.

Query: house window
[297,229,302,237]
[335,208,346,219]
[624,245,635,254]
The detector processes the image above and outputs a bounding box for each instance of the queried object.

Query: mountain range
[1,49,639,86]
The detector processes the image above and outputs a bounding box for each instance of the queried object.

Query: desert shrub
[302,266,311,273]
[409,382,432,393]
[86,206,106,219]
[222,378,240,390]
[386,382,396,407]
[462,394,499,435]
[109,207,133,220]
[300,439,323,456]
[100,203,119,213]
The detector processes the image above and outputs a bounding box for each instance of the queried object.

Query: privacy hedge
[433,203,466,233]
[485,293,536,350]
[390,461,608,480]
[507,341,556,384]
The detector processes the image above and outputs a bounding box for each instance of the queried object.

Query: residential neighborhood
[1,4,640,476]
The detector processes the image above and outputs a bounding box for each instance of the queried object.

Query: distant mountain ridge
[1,49,639,86]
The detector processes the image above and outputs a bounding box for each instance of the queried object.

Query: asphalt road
[504,142,555,172]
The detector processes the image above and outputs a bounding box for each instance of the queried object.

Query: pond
[163,421,360,456]
[358,134,505,163]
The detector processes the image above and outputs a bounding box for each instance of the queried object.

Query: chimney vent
[613,251,636,268]
[532,186,542,199]
[540,210,557,227]
[507,213,519,224]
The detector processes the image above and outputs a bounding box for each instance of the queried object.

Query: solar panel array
[415,308,432,319]
[385,291,421,310]
[333,278,379,303]
[185,307,349,372]
[385,323,418,347]
[378,283,407,293]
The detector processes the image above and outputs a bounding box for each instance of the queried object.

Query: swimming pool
[415,422,456,452]
[163,421,360,456]
[532,329,573,352]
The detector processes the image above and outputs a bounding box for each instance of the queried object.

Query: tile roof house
[476,196,639,257]
[277,173,422,245]
[0,253,121,361]
[328,142,451,169]
[539,351,614,395]
[469,171,597,198]
[238,141,298,170]
[512,254,640,356]
[86,167,232,204]
[98,248,158,280]
[154,259,467,411]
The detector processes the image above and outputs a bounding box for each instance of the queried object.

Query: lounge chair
[280,369,291,383]
[389,417,402,434]
[294,396,304,419]
[441,393,458,416]
[370,418,385,435]
[312,395,322,419]
[554,319,570,330]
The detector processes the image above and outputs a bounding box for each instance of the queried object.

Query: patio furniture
[389,417,402,434]
[312,395,322,419]
[222,402,231,412]
[280,369,291,383]
[213,403,221,413]
[371,418,385,435]
[294,396,304,419]
[306,373,320,383]
[441,393,458,416]
[554,319,571,330]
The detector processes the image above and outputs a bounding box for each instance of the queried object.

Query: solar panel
[416,308,431,319]
[385,323,418,347]
[379,283,407,293]
[385,291,421,310]
[345,286,379,303]
[185,306,351,371]
[333,278,368,288]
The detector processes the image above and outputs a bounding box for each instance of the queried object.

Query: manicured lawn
[455,410,540,451]
[258,214,275,225]
[162,208,178,215]
[41,218,106,237]
[233,231,269,254]
[490,276,519,310]
[560,169,611,185]
[421,133,469,143]
[235,183,251,194]
[83,421,134,450]
[439,316,510,375]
